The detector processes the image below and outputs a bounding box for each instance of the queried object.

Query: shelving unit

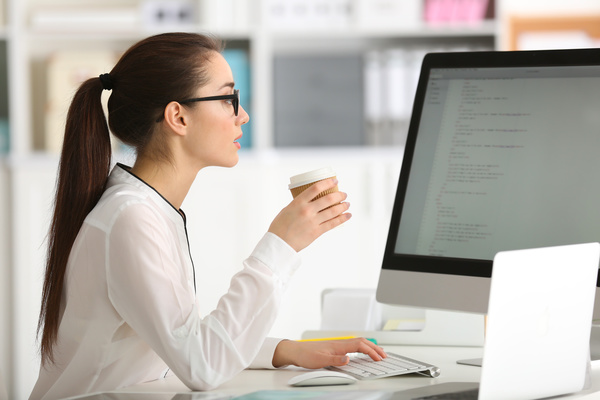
[1,0,499,156]
[0,0,500,398]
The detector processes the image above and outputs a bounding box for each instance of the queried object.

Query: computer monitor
[376,48,600,321]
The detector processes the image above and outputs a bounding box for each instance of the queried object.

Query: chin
[225,155,240,168]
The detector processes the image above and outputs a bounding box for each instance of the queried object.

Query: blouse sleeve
[105,203,300,390]
[248,337,284,369]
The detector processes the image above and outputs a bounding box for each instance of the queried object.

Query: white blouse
[30,164,301,400]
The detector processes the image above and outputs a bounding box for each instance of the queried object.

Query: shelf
[23,21,497,44]
[25,27,256,43]
[266,20,497,39]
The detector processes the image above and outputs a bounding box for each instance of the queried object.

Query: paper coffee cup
[289,167,338,200]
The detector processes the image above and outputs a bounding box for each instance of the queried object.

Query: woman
[31,32,385,400]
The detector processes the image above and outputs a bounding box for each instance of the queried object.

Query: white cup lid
[289,167,336,189]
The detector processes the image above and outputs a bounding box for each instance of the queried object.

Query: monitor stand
[457,358,483,367]
[456,315,486,367]
[590,325,600,360]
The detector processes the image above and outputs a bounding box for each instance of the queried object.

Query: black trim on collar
[116,163,184,220]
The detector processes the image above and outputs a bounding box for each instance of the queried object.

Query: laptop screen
[385,48,600,278]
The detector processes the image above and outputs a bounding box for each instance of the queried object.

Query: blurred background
[1,0,600,398]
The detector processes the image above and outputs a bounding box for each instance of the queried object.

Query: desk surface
[106,345,600,399]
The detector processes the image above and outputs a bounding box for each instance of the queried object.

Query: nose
[238,105,250,126]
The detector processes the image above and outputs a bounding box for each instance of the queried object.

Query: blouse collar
[107,163,186,223]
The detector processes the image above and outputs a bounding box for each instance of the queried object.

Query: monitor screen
[377,48,600,317]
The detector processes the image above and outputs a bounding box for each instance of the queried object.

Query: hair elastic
[99,73,113,91]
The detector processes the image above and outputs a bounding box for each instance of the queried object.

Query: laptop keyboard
[327,352,440,380]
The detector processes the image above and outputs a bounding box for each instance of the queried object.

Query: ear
[162,101,189,137]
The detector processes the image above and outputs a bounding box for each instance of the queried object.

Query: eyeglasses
[156,89,239,122]
[181,89,239,116]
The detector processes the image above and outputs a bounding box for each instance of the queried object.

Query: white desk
[108,345,600,398]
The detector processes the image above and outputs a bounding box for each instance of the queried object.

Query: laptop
[392,242,600,400]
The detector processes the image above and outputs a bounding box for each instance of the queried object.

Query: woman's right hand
[272,337,386,369]
[268,178,351,252]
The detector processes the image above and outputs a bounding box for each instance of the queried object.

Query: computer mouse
[287,370,358,387]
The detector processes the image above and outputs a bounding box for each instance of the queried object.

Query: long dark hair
[38,32,222,365]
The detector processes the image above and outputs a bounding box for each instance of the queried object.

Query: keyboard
[327,352,441,380]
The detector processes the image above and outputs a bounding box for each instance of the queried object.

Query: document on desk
[69,390,394,400]
[66,392,232,400]
[232,391,392,399]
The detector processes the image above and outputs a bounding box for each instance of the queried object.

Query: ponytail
[38,76,112,365]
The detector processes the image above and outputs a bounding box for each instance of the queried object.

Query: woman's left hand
[272,337,387,369]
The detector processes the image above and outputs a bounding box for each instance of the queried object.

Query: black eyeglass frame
[156,89,239,122]
[180,89,239,116]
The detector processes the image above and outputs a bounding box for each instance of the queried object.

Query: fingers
[311,191,348,212]
[315,198,350,220]
[268,177,351,252]
[294,177,351,227]
[297,177,339,202]
[297,179,349,214]
[343,337,387,361]
[296,179,346,210]
[326,338,387,364]
[284,338,387,369]
[327,355,350,367]
[355,339,387,361]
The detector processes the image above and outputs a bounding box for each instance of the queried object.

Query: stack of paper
[199,0,251,31]
[30,6,140,32]
[355,0,422,30]
[262,0,352,30]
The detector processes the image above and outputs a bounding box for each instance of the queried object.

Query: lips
[234,133,243,149]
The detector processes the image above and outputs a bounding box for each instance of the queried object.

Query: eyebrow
[219,82,235,90]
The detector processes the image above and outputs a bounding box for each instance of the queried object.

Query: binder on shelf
[45,51,118,154]
[0,119,8,155]
[363,51,385,146]
[0,41,8,154]
[363,48,424,147]
[383,49,412,146]
[273,54,363,147]
[222,49,252,149]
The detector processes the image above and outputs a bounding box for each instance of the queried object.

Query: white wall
[501,0,600,14]
[9,157,57,400]
[0,162,10,396]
